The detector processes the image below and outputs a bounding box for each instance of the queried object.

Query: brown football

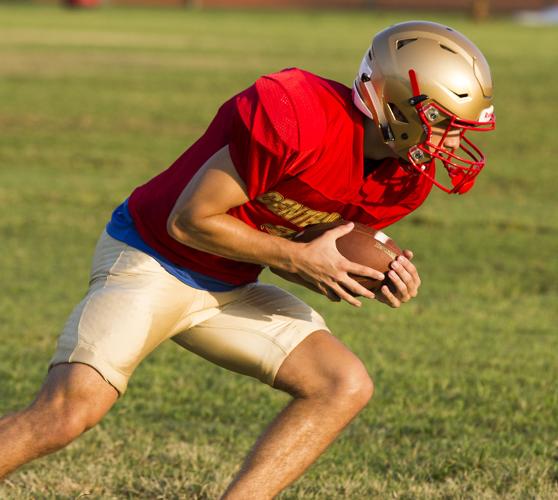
[274,220,402,294]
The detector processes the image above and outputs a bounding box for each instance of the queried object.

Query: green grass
[1,5,557,499]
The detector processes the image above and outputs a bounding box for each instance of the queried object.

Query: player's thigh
[172,283,329,386]
[50,231,205,395]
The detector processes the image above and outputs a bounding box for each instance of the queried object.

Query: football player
[0,21,494,498]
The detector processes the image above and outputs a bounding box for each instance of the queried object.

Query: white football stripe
[374,231,389,244]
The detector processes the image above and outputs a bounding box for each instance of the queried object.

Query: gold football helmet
[353,20,495,194]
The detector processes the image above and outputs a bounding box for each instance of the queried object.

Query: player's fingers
[345,261,385,281]
[403,249,414,260]
[316,282,341,302]
[339,275,375,300]
[327,290,342,302]
[387,269,411,302]
[397,254,417,275]
[326,221,354,240]
[378,284,401,308]
[391,260,412,282]
[390,260,416,297]
[396,255,421,292]
[328,281,362,307]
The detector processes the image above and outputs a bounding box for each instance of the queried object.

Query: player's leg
[172,283,373,499]
[0,363,118,479]
[222,330,373,499]
[0,231,218,480]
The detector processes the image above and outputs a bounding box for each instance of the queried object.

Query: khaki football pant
[50,231,329,394]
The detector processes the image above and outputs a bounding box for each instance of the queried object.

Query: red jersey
[128,68,433,286]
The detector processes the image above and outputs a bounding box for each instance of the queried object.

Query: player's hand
[376,249,421,308]
[291,222,385,307]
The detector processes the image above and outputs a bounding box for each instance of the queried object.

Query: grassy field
[0,4,557,498]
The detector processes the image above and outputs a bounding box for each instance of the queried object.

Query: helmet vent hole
[388,103,409,123]
[396,38,417,50]
[439,44,457,54]
[450,90,469,99]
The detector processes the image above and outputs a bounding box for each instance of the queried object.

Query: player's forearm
[168,212,299,272]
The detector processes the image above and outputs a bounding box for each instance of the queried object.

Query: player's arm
[167,145,299,271]
[166,146,384,307]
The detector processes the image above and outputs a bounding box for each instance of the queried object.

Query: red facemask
[406,70,495,194]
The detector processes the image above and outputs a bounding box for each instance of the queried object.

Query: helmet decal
[478,105,495,123]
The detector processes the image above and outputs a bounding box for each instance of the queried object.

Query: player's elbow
[167,208,198,242]
[167,213,180,241]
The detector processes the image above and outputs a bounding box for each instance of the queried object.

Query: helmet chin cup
[407,131,488,195]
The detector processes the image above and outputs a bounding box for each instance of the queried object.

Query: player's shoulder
[251,68,345,151]
[259,67,349,99]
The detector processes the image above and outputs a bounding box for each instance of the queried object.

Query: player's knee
[51,413,87,445]
[30,394,109,448]
[50,405,102,447]
[314,359,374,410]
[30,363,118,447]
[332,362,374,408]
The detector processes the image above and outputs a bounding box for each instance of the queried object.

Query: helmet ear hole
[387,102,409,123]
